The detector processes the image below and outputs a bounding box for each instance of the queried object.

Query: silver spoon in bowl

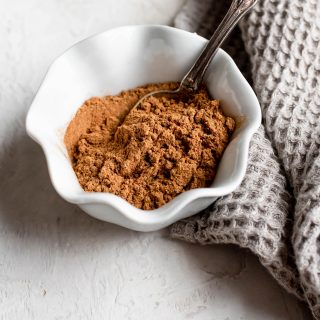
[134,0,258,107]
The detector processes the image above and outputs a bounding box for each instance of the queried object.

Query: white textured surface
[0,0,312,319]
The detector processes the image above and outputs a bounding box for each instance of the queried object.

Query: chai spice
[65,83,235,210]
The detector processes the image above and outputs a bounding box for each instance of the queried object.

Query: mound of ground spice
[64,83,235,210]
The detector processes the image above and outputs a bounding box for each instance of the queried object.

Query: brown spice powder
[65,82,235,210]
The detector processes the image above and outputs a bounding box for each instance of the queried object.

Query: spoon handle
[180,0,258,92]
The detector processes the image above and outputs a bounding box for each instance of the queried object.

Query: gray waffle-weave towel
[170,0,320,318]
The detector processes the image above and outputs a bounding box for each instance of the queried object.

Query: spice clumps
[65,83,235,210]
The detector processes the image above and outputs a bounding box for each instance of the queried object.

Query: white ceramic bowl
[26,25,261,232]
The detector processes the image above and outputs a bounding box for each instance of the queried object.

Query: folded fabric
[170,0,320,318]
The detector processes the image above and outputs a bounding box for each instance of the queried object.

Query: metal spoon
[134,0,257,107]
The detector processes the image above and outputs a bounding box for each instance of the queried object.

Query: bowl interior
[26,25,260,207]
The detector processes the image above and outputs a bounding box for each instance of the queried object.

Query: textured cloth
[170,0,320,318]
